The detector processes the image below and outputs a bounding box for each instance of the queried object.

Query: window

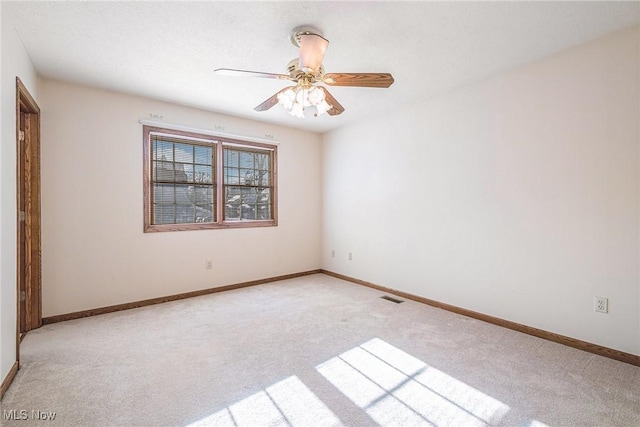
[143,126,277,232]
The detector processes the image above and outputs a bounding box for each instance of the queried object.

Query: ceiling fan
[214,26,394,118]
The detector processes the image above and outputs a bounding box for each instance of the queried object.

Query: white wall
[322,26,640,355]
[1,8,39,383]
[40,79,322,316]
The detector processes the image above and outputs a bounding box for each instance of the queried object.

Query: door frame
[16,77,42,363]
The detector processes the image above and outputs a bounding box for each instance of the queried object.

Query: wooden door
[16,77,42,342]
[18,111,27,334]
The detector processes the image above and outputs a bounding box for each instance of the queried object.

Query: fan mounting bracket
[289,25,325,47]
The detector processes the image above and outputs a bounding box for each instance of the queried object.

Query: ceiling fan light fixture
[277,88,296,110]
[289,101,305,119]
[307,86,324,105]
[315,99,332,117]
[277,84,331,118]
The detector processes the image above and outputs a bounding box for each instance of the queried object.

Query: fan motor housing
[286,58,324,82]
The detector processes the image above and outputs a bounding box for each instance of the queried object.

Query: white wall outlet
[348,252,353,261]
[206,260,213,270]
[594,296,608,313]
[331,250,335,258]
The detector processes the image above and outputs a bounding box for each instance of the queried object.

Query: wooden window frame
[143,126,278,232]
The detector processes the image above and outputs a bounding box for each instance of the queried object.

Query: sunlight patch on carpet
[316,337,514,427]
[185,375,342,427]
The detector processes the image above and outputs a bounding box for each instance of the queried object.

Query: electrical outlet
[348,252,353,261]
[594,296,608,313]
[331,250,335,258]
[206,260,213,270]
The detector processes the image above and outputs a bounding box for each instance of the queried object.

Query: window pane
[241,207,256,220]
[257,204,271,220]
[153,204,175,224]
[154,184,174,204]
[259,187,271,203]
[154,140,173,161]
[154,161,174,182]
[224,149,239,167]
[255,169,269,186]
[194,165,212,183]
[225,167,239,185]
[174,163,192,183]
[174,143,193,163]
[195,145,212,165]
[240,168,257,185]
[225,186,241,203]
[225,186,241,220]
[174,184,193,204]
[240,187,256,220]
[239,151,254,169]
[176,205,195,223]
[153,183,214,223]
[255,153,269,169]
[195,205,214,223]
[241,186,257,201]
[186,164,195,182]
[194,185,213,204]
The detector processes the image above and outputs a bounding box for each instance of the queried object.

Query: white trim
[138,119,280,145]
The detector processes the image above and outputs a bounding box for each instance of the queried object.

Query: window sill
[144,220,277,233]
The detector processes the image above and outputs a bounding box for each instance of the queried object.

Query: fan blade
[298,33,329,74]
[323,73,394,88]
[215,68,289,80]
[318,87,345,116]
[254,87,295,112]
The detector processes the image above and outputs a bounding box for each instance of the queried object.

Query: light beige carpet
[1,274,639,426]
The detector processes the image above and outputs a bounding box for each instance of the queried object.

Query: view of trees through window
[224,148,271,221]
[144,126,277,232]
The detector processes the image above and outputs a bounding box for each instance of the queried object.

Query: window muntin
[143,126,277,232]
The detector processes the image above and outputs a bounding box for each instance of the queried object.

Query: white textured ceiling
[4,1,639,134]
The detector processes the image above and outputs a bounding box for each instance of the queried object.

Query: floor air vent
[380,295,404,304]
